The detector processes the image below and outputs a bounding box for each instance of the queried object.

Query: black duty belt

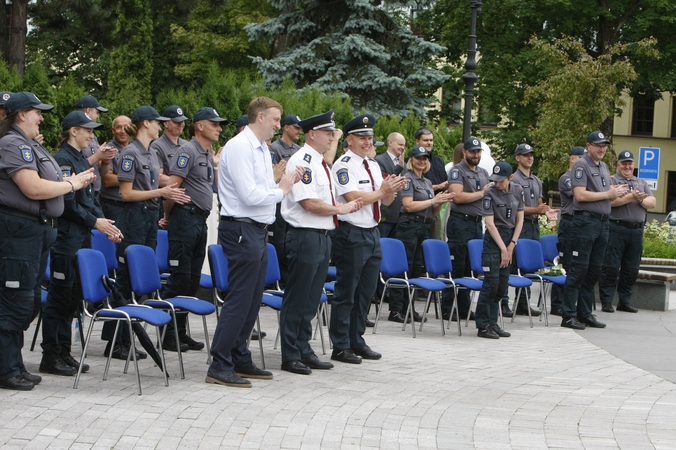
[524,216,539,224]
[100,198,125,207]
[451,211,482,222]
[179,204,211,219]
[338,221,378,232]
[561,214,574,221]
[575,210,609,221]
[610,219,643,229]
[290,226,331,236]
[0,205,58,227]
[220,216,268,230]
[402,214,433,224]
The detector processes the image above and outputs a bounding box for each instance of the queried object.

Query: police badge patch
[177,154,189,168]
[61,165,72,177]
[302,169,312,184]
[19,145,33,162]
[450,169,459,180]
[483,198,491,210]
[403,180,410,191]
[121,157,134,172]
[337,168,349,185]
[565,179,572,189]
[575,168,583,179]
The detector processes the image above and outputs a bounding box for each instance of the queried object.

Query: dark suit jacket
[375,151,405,224]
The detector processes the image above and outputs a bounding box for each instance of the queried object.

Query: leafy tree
[246,0,449,117]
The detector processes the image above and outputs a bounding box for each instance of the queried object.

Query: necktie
[363,159,381,223]
[322,160,339,228]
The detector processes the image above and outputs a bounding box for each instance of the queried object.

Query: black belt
[561,214,574,221]
[178,204,211,219]
[575,210,609,221]
[402,214,433,224]
[338,221,378,232]
[220,215,268,230]
[451,211,482,222]
[610,219,643,229]
[101,198,125,207]
[290,226,331,236]
[524,216,539,224]
[0,205,58,227]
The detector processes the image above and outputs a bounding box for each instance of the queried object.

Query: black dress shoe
[365,319,375,328]
[331,349,362,364]
[412,311,427,323]
[205,367,251,388]
[388,311,410,323]
[561,317,586,330]
[104,342,148,360]
[61,349,89,373]
[163,339,189,352]
[180,334,205,350]
[550,307,563,316]
[351,345,381,360]
[21,371,41,385]
[443,311,474,322]
[579,315,606,328]
[235,363,273,380]
[501,304,514,318]
[301,354,334,370]
[491,324,511,338]
[616,303,638,313]
[601,303,615,313]
[281,361,312,375]
[251,329,267,340]
[0,376,34,391]
[39,351,77,376]
[516,307,541,317]
[477,327,499,339]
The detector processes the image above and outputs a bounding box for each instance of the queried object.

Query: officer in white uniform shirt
[279,110,363,375]
[329,114,405,364]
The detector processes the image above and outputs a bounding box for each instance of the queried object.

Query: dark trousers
[102,203,158,342]
[388,217,429,312]
[443,215,482,316]
[209,220,267,371]
[599,222,643,306]
[100,199,124,223]
[269,203,290,288]
[42,222,90,354]
[330,223,381,351]
[0,215,55,380]
[562,215,609,320]
[501,220,539,310]
[161,207,208,338]
[475,229,512,329]
[280,228,331,363]
[550,217,573,312]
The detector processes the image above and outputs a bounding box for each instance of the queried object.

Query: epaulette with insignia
[303,153,312,163]
[340,155,351,162]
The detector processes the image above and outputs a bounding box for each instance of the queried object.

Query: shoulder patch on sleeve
[403,180,411,191]
[450,169,459,180]
[301,169,312,184]
[19,145,34,162]
[303,153,312,163]
[337,168,349,185]
[483,198,491,210]
[60,165,72,178]
[564,178,572,189]
[121,156,134,172]
[176,153,189,168]
[574,167,583,179]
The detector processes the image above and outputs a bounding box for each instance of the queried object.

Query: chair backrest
[422,239,453,277]
[514,238,545,273]
[44,253,51,281]
[208,244,229,292]
[126,244,163,295]
[540,234,559,265]
[91,229,118,271]
[379,238,409,277]
[265,243,281,287]
[77,248,112,305]
[155,229,169,272]
[467,239,484,276]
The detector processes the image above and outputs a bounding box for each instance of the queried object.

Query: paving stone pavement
[2,299,676,449]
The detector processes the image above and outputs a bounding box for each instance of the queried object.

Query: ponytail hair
[56,130,71,149]
[124,122,139,138]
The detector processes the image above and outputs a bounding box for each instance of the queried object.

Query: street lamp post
[462,0,482,141]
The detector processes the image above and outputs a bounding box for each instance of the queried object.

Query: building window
[632,95,654,136]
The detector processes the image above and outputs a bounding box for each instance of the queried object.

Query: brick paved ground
[2,292,676,449]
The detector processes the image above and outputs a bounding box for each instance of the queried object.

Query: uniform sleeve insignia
[403,180,411,191]
[302,169,312,184]
[303,153,312,163]
[450,169,459,180]
[483,198,491,210]
[60,165,72,177]
[177,153,189,168]
[340,155,351,163]
[337,168,349,185]
[122,157,134,172]
[574,167,583,179]
[20,146,34,162]
[565,179,572,189]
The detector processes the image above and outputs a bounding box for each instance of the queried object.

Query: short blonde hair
[247,97,283,123]
[406,156,431,173]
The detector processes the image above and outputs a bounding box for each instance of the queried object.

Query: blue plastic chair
[125,244,217,376]
[30,253,52,351]
[207,244,228,318]
[74,248,171,395]
[375,238,447,338]
[156,229,170,278]
[515,239,567,326]
[467,239,534,327]
[422,239,484,336]
[540,234,560,266]
[91,229,118,275]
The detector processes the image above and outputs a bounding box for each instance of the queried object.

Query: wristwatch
[510,240,517,246]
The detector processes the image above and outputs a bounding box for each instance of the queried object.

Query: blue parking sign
[638,147,659,180]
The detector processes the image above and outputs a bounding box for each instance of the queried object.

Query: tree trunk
[9,0,30,76]
[0,2,9,63]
